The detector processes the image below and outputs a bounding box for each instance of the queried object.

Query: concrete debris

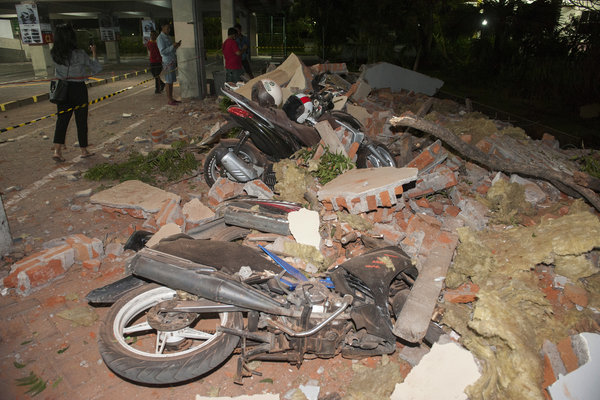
[390,342,481,400]
[547,333,600,400]
[146,223,183,248]
[317,167,418,214]
[360,62,444,96]
[90,180,180,217]
[195,395,280,400]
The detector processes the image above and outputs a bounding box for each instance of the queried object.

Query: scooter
[86,198,430,385]
[201,85,396,188]
[89,237,419,385]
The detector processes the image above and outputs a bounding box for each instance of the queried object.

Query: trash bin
[212,70,226,96]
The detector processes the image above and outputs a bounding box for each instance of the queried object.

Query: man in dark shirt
[222,27,243,83]
[235,23,253,79]
[146,31,165,94]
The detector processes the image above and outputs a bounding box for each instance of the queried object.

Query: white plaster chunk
[182,198,215,222]
[90,180,180,213]
[288,208,320,249]
[390,342,481,400]
[548,333,600,400]
[146,223,182,248]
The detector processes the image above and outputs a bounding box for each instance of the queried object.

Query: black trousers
[53,81,89,148]
[150,62,163,92]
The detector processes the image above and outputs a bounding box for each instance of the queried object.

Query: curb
[0,68,150,112]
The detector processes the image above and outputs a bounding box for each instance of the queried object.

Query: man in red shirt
[222,27,243,83]
[146,31,165,94]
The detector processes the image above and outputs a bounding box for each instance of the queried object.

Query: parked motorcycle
[201,83,396,187]
[86,199,423,385]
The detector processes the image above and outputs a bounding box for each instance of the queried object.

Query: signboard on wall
[15,3,52,44]
[99,14,120,42]
[141,20,155,44]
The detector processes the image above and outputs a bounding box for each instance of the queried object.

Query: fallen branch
[390,113,600,212]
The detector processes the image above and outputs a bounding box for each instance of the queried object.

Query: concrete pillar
[0,196,11,256]
[220,0,235,42]
[250,13,258,57]
[29,44,53,78]
[104,41,120,63]
[172,0,207,99]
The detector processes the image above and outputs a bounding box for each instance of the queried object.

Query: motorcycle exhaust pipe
[131,249,294,316]
[217,148,259,182]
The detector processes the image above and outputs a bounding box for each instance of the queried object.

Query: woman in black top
[50,24,102,162]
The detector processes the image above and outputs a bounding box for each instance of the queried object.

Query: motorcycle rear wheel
[203,138,263,187]
[98,284,242,384]
[356,141,397,168]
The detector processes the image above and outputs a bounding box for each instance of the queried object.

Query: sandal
[52,155,66,162]
[80,152,95,158]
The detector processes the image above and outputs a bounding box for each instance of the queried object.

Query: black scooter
[201,85,396,187]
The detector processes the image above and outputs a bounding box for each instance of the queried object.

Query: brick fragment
[444,282,479,303]
[556,337,579,373]
[207,177,245,207]
[82,259,102,272]
[155,198,184,228]
[563,283,588,307]
[243,179,274,199]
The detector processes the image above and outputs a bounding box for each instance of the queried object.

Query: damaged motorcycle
[86,199,424,385]
[201,80,396,187]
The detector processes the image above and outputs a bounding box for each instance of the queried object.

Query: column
[250,13,258,57]
[104,41,120,63]
[220,0,235,43]
[172,0,207,99]
[0,196,12,256]
[29,44,53,78]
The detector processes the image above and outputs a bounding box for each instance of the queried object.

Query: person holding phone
[157,23,181,105]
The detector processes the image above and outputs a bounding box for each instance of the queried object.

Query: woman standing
[50,24,102,162]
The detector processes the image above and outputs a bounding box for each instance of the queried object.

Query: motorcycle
[86,200,424,385]
[201,84,396,188]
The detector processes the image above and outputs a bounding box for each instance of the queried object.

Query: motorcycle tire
[356,141,397,168]
[98,283,242,384]
[203,138,264,187]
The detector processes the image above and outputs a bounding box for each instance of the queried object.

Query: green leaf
[20,340,33,345]
[260,378,274,384]
[57,345,70,354]
[13,361,27,369]
[15,371,47,396]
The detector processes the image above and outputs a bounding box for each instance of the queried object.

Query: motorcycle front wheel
[203,138,264,187]
[98,284,242,384]
[356,141,397,168]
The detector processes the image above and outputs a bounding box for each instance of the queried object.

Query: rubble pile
[2,54,599,399]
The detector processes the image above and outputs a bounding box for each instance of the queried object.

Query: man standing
[157,23,181,105]
[146,30,165,94]
[234,23,253,79]
[222,27,243,83]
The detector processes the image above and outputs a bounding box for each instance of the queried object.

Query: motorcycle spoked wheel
[203,139,264,187]
[98,284,242,385]
[356,141,397,168]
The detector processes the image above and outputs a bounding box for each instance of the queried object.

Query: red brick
[366,195,377,211]
[322,200,333,211]
[82,259,102,272]
[394,185,404,195]
[563,283,588,307]
[348,142,360,160]
[557,337,579,373]
[558,206,569,216]
[24,259,65,288]
[475,138,493,154]
[460,134,472,144]
[380,191,392,207]
[444,282,479,303]
[541,354,557,388]
[335,197,348,211]
[415,198,430,208]
[445,205,460,217]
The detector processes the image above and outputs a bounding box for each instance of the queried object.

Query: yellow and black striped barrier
[0,76,154,134]
[0,68,151,112]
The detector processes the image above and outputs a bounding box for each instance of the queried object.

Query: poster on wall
[141,20,155,44]
[99,14,120,42]
[15,3,42,44]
